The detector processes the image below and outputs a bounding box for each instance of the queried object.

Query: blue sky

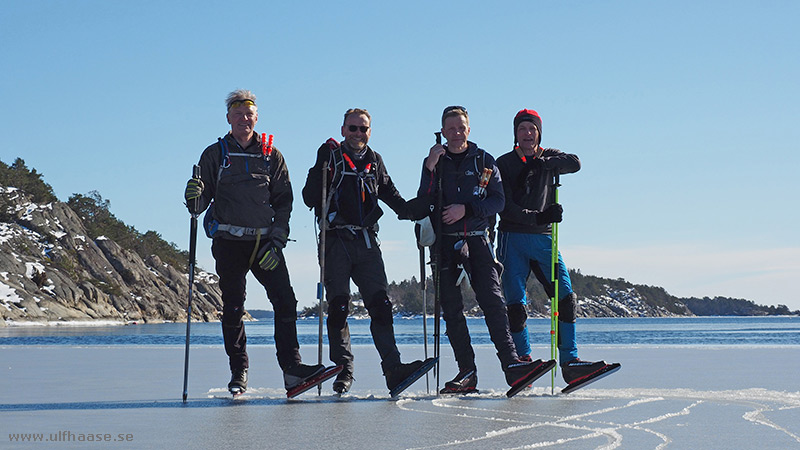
[2,1,798,311]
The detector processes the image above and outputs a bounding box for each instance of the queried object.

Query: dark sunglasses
[347,125,370,132]
[443,105,468,115]
[228,99,256,110]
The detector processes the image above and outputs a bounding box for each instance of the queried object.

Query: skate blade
[439,387,480,395]
[561,363,621,394]
[286,365,344,398]
[506,359,557,398]
[389,357,438,398]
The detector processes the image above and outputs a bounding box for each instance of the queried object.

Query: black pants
[212,238,301,372]
[439,235,517,372]
[324,229,402,374]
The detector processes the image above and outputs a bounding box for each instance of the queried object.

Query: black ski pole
[317,161,329,395]
[182,164,201,403]
[418,238,429,392]
[433,131,443,394]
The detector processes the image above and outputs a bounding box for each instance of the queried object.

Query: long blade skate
[389,357,438,398]
[286,365,344,398]
[562,362,621,394]
[506,359,557,398]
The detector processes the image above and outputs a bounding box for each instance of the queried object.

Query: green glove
[257,244,280,271]
[184,178,204,212]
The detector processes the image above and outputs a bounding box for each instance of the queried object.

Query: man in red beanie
[495,108,619,389]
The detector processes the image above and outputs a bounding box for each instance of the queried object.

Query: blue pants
[497,231,578,363]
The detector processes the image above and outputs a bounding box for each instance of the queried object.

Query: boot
[561,359,609,385]
[332,370,354,394]
[440,368,478,394]
[385,360,426,391]
[504,358,551,387]
[283,363,326,390]
[228,368,248,394]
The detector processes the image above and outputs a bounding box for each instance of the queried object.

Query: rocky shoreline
[1,187,224,326]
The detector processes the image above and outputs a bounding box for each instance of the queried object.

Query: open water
[2,316,798,347]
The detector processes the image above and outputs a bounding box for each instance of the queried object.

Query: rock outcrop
[0,187,223,325]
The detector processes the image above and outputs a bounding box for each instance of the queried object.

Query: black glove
[184,178,204,213]
[535,203,563,225]
[400,195,434,221]
[267,226,289,249]
[528,157,545,172]
[256,244,281,271]
[528,156,554,172]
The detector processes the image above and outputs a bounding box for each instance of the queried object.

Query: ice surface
[1,345,799,449]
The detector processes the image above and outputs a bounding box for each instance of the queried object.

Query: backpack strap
[217,137,229,184]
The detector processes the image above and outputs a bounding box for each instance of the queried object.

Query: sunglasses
[347,125,370,132]
[228,99,256,110]
[443,105,468,115]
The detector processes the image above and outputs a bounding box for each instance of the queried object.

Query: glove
[184,178,204,213]
[528,157,553,172]
[400,195,433,221]
[256,244,281,271]
[535,203,563,225]
[528,157,545,171]
[267,226,289,249]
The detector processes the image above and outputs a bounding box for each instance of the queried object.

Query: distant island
[1,157,797,325]
[292,270,797,318]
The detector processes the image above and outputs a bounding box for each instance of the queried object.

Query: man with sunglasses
[302,108,433,395]
[496,108,620,391]
[184,90,325,396]
[418,106,554,395]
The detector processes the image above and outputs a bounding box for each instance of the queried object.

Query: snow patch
[0,280,24,304]
[196,271,218,283]
[0,223,15,244]
[25,261,46,278]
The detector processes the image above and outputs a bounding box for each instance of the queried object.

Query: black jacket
[417,142,504,235]
[495,147,580,234]
[302,140,407,229]
[196,132,292,240]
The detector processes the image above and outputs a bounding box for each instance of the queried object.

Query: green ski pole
[550,173,560,395]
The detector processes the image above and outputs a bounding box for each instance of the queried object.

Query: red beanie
[514,109,542,146]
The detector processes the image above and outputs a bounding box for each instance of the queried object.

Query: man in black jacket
[184,90,324,395]
[418,106,551,394]
[302,108,428,395]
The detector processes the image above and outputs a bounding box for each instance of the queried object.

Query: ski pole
[433,131,442,393]
[182,164,201,403]
[550,173,561,395]
[317,161,329,395]
[419,241,429,392]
